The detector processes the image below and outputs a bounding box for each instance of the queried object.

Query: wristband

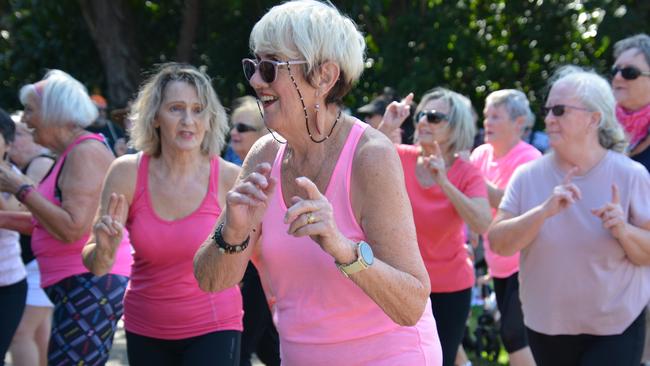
[212,222,249,254]
[15,184,35,203]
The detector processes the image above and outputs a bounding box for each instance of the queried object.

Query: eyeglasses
[541,104,591,117]
[611,65,650,80]
[232,123,259,133]
[416,110,448,124]
[242,58,308,84]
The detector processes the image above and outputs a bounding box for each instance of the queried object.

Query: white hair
[485,89,535,133]
[249,0,366,103]
[19,70,98,128]
[551,65,628,152]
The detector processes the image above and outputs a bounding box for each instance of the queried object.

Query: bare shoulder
[353,127,402,181]
[103,153,140,201]
[240,134,281,177]
[66,138,113,166]
[217,157,241,190]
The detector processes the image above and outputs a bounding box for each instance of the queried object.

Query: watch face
[359,241,374,265]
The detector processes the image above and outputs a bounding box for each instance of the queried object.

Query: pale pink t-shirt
[470,141,541,278]
[124,154,243,339]
[397,144,488,292]
[256,120,442,365]
[32,134,132,288]
[500,151,650,335]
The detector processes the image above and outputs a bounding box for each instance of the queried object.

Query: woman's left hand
[423,141,448,185]
[285,177,346,257]
[591,184,628,240]
[0,163,27,194]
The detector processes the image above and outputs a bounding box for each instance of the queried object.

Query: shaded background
[1,0,649,130]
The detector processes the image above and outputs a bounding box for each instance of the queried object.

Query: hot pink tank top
[124,154,243,340]
[31,134,132,288]
[257,120,441,365]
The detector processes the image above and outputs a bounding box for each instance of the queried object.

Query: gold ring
[306,213,316,225]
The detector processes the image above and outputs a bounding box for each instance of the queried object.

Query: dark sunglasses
[416,110,448,124]
[541,104,590,117]
[232,123,259,133]
[611,65,650,80]
[242,58,308,84]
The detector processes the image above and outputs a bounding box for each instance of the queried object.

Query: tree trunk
[176,0,200,63]
[79,0,140,108]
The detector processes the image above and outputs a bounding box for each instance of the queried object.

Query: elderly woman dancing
[194,1,441,365]
[489,67,650,366]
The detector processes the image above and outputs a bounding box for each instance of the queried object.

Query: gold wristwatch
[336,241,374,278]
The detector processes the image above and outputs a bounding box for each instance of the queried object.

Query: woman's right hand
[93,192,127,255]
[223,162,276,241]
[378,93,414,133]
[541,167,581,218]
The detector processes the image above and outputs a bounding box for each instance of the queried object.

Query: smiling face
[154,81,209,154]
[544,81,598,151]
[416,98,451,151]
[612,48,650,111]
[20,92,49,147]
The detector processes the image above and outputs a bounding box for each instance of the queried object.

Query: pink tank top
[124,154,243,340]
[257,120,442,365]
[32,134,132,288]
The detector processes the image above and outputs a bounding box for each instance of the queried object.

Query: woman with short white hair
[489,67,650,366]
[194,1,442,364]
[380,87,492,366]
[0,69,132,365]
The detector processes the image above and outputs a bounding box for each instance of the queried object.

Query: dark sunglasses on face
[232,123,259,133]
[541,104,590,117]
[242,58,308,84]
[611,65,650,80]
[416,110,448,124]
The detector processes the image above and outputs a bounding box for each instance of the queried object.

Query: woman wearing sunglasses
[489,66,650,366]
[82,63,243,366]
[194,1,441,365]
[612,34,650,172]
[379,88,492,366]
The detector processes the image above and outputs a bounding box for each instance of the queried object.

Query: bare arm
[24,156,55,184]
[0,211,33,234]
[486,182,504,209]
[22,140,114,243]
[82,155,137,275]
[440,180,492,234]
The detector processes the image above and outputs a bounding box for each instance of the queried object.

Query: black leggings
[126,329,241,366]
[493,272,528,353]
[0,279,27,366]
[527,309,646,366]
[430,288,472,366]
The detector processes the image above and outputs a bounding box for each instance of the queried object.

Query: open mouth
[259,95,278,107]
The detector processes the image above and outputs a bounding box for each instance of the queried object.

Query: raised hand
[285,176,342,256]
[422,141,448,185]
[541,166,582,218]
[0,162,27,194]
[224,162,276,239]
[591,184,627,239]
[94,193,128,253]
[379,93,414,132]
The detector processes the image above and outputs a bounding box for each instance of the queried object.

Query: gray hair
[614,33,650,67]
[414,87,476,154]
[485,89,535,133]
[249,0,366,104]
[19,70,98,128]
[129,63,229,157]
[551,65,628,153]
[231,96,265,130]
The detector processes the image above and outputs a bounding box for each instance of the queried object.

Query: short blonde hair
[19,70,98,128]
[231,96,265,130]
[249,0,365,104]
[414,88,476,154]
[550,66,628,153]
[129,63,228,157]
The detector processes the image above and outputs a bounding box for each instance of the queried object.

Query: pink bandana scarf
[616,103,650,149]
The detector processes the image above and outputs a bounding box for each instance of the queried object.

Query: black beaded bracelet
[15,184,35,203]
[212,222,250,254]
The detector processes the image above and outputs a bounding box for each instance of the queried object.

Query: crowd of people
[0,1,648,366]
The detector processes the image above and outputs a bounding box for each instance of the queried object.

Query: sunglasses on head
[611,65,650,80]
[232,123,259,133]
[541,104,590,117]
[416,110,448,124]
[242,58,308,84]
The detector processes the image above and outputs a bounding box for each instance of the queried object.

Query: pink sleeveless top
[124,154,243,340]
[32,134,132,288]
[256,120,442,365]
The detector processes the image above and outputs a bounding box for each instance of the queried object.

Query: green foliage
[0,0,649,130]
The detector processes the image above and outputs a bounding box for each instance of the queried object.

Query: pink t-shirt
[32,134,132,288]
[470,141,541,278]
[397,145,488,293]
[500,151,650,335]
[256,120,442,365]
[124,154,243,340]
